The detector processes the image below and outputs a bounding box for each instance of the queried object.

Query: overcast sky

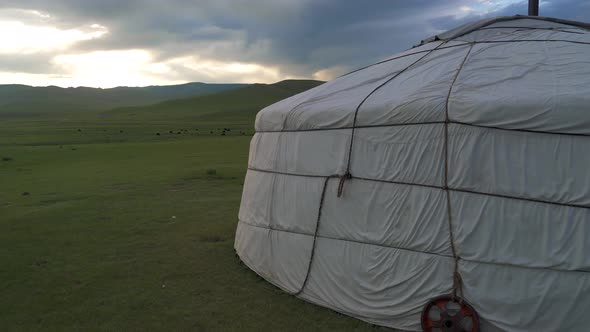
[0,0,588,88]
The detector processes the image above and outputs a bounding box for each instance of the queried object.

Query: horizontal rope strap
[470,38,590,45]
[255,120,590,137]
[246,167,590,210]
[239,219,454,259]
[238,220,590,275]
[451,188,590,210]
[255,121,444,133]
[246,167,338,179]
[451,121,590,137]
[476,26,586,34]
[350,175,441,191]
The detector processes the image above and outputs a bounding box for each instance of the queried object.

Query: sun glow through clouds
[0,20,107,54]
[0,7,292,87]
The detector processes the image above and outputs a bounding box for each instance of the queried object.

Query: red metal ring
[421,295,480,332]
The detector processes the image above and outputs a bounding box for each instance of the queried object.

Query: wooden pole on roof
[528,0,539,16]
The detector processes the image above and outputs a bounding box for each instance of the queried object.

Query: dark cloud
[0,0,588,83]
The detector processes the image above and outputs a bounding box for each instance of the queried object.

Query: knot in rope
[336,172,352,198]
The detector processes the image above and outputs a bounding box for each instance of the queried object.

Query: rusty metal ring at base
[421,295,480,332]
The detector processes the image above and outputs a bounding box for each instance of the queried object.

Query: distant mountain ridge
[134,79,324,110]
[0,82,248,115]
[102,79,325,128]
[113,80,324,114]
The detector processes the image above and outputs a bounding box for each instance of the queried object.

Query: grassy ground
[0,83,384,331]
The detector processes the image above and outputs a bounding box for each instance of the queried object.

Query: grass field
[0,81,384,331]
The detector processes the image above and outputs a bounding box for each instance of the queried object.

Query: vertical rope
[293,176,332,296]
[444,44,473,301]
[338,42,448,198]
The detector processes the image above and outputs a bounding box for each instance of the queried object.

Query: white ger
[235,15,590,332]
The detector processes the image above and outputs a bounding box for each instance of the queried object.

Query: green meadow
[0,81,384,331]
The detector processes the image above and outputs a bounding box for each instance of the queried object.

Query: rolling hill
[105,79,325,128]
[0,82,248,115]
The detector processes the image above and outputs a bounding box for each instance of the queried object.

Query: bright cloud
[0,20,107,54]
[0,50,292,88]
[166,56,289,84]
[50,50,162,87]
[468,0,523,13]
[0,50,168,88]
[312,66,348,81]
